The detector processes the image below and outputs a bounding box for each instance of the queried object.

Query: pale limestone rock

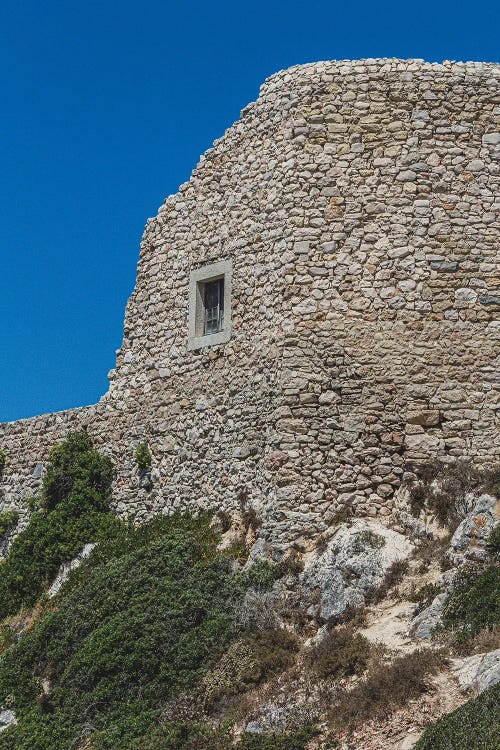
[301,521,414,621]
[454,649,500,694]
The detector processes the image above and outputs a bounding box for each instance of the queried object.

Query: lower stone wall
[1,312,498,551]
[268,317,499,543]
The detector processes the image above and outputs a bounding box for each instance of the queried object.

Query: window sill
[187,326,232,351]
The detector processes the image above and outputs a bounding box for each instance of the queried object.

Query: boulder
[301,521,414,621]
[410,593,446,639]
[47,543,96,599]
[0,709,16,733]
[246,702,313,734]
[453,648,500,694]
[450,494,497,562]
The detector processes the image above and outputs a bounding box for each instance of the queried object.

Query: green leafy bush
[0,432,117,619]
[486,524,500,560]
[0,448,5,474]
[41,431,113,512]
[0,511,19,537]
[0,509,266,750]
[236,726,318,749]
[440,564,500,641]
[135,442,152,470]
[410,582,441,605]
[126,721,317,750]
[243,560,277,591]
[358,530,386,549]
[414,683,500,750]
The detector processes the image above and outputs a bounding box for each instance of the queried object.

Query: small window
[188,260,232,350]
[203,278,224,334]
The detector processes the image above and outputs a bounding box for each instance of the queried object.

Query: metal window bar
[204,278,224,335]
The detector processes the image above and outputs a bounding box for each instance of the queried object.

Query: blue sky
[1,0,498,421]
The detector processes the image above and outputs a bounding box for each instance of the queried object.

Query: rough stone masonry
[1,58,499,548]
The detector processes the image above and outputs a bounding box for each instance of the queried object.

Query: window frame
[188,260,232,350]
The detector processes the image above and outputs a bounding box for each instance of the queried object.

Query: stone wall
[1,58,499,547]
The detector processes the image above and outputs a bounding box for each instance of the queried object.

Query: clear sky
[1,0,498,421]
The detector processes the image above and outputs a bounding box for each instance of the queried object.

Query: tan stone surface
[0,59,498,546]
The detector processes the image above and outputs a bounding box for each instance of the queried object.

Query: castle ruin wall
[1,58,499,547]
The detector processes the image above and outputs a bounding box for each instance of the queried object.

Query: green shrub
[0,511,19,537]
[125,722,317,750]
[410,582,441,605]
[135,442,152,470]
[414,683,500,750]
[0,432,118,619]
[236,726,318,749]
[126,720,233,750]
[486,524,500,560]
[358,530,386,549]
[41,431,113,512]
[307,626,372,680]
[0,625,15,654]
[440,564,500,641]
[243,560,277,591]
[0,510,264,750]
[0,448,5,474]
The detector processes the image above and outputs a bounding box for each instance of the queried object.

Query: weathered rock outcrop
[454,648,500,694]
[301,521,413,620]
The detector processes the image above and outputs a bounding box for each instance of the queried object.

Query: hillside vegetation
[0,434,315,750]
[0,434,498,750]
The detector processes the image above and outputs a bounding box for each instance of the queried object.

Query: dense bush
[0,513,255,750]
[440,564,500,641]
[486,524,500,560]
[329,649,447,729]
[0,432,118,619]
[307,626,372,680]
[0,511,19,537]
[41,431,113,512]
[414,683,500,750]
[0,447,5,474]
[134,442,152,470]
[126,721,317,750]
[357,530,385,549]
[0,433,299,750]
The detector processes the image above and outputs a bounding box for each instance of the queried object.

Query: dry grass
[305,625,373,680]
[448,625,500,657]
[413,536,452,574]
[328,648,449,730]
[365,559,410,605]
